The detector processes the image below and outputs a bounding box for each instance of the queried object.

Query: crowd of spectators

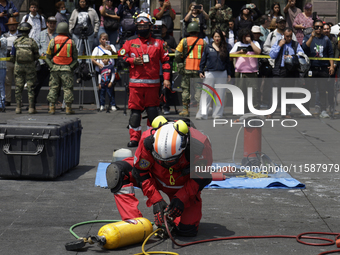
[0,0,339,117]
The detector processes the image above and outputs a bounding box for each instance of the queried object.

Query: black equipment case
[0,116,82,179]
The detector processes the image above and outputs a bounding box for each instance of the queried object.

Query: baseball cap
[47,16,57,22]
[276,16,286,23]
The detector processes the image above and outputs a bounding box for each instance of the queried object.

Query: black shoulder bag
[51,37,71,58]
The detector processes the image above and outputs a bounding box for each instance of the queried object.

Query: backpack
[24,13,43,29]
[103,9,119,31]
[14,37,35,63]
[121,10,136,32]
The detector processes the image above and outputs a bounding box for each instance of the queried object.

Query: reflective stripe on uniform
[129,125,142,131]
[114,185,135,195]
[130,79,160,84]
[155,177,184,189]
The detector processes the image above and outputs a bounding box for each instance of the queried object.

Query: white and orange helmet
[135,12,152,25]
[152,120,189,166]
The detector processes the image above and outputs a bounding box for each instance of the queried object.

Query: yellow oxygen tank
[97,217,153,250]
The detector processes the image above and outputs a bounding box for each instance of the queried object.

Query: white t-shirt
[228,30,235,48]
[230,41,261,73]
[91,44,117,72]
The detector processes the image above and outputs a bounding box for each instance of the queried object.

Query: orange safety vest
[53,35,73,65]
[184,37,204,71]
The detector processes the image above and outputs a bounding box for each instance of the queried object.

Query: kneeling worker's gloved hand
[164,197,184,219]
[153,200,168,227]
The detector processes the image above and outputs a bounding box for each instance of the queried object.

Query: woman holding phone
[91,33,117,73]
[230,28,261,113]
[234,4,261,38]
[184,2,209,38]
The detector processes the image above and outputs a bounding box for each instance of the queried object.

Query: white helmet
[152,122,188,166]
[135,12,153,24]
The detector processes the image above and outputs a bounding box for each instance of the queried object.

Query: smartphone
[106,41,110,46]
[246,4,252,9]
[194,5,201,9]
[312,12,317,20]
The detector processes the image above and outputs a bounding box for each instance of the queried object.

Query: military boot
[15,100,21,114]
[66,103,75,115]
[28,101,37,114]
[48,104,55,115]
[179,103,189,117]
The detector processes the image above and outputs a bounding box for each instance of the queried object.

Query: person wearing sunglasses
[106,116,213,237]
[302,19,334,118]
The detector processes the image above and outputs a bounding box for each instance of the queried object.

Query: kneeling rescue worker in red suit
[106,116,213,236]
[118,12,171,148]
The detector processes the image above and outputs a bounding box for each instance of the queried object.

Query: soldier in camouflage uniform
[10,22,39,114]
[175,22,206,117]
[209,0,232,35]
[45,22,78,115]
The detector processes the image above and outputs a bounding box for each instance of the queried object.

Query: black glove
[153,200,168,227]
[164,197,184,219]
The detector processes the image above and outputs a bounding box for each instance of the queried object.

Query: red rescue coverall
[114,126,213,233]
[118,35,171,142]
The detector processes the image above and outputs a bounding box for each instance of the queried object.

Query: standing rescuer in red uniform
[106,116,213,236]
[118,12,171,148]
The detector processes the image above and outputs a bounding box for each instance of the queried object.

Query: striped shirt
[37,29,57,64]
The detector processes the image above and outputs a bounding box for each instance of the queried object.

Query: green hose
[69,220,120,239]
[69,220,155,239]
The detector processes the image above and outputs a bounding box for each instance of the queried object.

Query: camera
[152,20,162,38]
[194,5,201,10]
[312,12,317,21]
[80,25,88,35]
[124,0,134,8]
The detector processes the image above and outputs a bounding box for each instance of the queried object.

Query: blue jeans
[100,85,116,106]
[0,68,6,108]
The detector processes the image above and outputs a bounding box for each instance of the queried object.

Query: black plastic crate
[0,116,82,179]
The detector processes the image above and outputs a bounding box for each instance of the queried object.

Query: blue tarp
[95,162,111,188]
[95,162,305,189]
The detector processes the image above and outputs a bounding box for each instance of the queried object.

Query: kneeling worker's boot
[66,103,75,115]
[48,103,55,115]
[179,103,189,117]
[28,101,37,114]
[15,100,21,114]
